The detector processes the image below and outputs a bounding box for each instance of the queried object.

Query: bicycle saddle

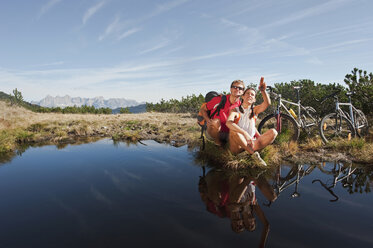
[346,91,354,96]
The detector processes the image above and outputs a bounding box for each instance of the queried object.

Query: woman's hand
[254,77,271,115]
[244,132,254,148]
[259,77,266,91]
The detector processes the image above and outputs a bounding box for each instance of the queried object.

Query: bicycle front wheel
[258,113,300,144]
[319,113,355,143]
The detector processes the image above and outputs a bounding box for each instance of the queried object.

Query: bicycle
[258,86,319,144]
[264,163,316,207]
[312,161,356,202]
[319,90,369,143]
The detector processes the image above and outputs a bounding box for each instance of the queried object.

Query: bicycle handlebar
[346,91,355,97]
[266,86,277,96]
[319,90,341,103]
[266,86,274,92]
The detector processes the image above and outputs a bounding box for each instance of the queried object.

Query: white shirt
[235,106,257,138]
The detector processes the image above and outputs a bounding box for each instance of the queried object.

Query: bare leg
[206,119,222,145]
[228,175,251,203]
[252,129,277,152]
[229,128,277,155]
[229,130,248,154]
[256,175,277,202]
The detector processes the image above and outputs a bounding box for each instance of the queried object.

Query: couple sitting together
[199,77,278,166]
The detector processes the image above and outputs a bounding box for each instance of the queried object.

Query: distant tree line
[146,94,205,113]
[35,105,113,114]
[120,107,130,113]
[146,68,373,117]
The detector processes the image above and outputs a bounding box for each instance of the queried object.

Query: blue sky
[0,0,372,103]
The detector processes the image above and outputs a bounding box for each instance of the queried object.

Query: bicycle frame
[335,101,355,126]
[274,93,318,130]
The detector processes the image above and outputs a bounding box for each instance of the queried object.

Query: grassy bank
[1,101,372,167]
[0,101,199,153]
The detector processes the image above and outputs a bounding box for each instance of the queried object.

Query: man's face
[230,83,244,97]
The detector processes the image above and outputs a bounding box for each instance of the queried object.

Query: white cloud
[117,28,142,41]
[262,0,352,29]
[230,1,269,17]
[134,0,189,24]
[311,38,373,52]
[82,0,108,25]
[306,21,373,39]
[0,54,245,102]
[98,15,121,41]
[306,57,324,65]
[162,46,184,55]
[38,0,62,19]
[219,18,311,58]
[151,0,189,17]
[98,0,187,42]
[29,61,65,68]
[220,18,248,32]
[139,39,171,54]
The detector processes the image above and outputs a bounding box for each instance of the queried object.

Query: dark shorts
[206,130,229,143]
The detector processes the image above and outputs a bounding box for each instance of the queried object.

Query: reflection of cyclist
[199,169,277,247]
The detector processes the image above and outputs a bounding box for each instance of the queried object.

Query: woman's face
[242,89,256,104]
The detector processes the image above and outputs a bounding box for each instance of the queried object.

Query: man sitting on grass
[199,80,244,146]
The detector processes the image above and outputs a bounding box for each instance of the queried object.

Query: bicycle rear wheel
[354,109,369,137]
[301,106,319,135]
[319,113,355,143]
[258,113,300,144]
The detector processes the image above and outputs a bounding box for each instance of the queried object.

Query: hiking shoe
[251,152,267,167]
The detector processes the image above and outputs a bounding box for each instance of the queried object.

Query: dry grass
[0,101,195,131]
[325,138,373,164]
[299,137,324,151]
[0,101,198,154]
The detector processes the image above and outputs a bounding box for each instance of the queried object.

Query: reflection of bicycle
[265,164,316,207]
[258,86,319,144]
[319,90,369,143]
[312,161,356,202]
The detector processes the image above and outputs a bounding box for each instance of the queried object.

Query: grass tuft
[194,140,281,169]
[300,137,323,151]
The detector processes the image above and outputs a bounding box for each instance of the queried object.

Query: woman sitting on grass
[226,77,277,165]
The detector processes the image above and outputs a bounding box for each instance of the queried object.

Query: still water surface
[0,139,372,248]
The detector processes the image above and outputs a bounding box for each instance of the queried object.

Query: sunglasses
[231,85,244,91]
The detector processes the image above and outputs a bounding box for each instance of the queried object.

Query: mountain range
[32,95,143,109]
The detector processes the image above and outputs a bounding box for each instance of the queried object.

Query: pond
[0,139,372,248]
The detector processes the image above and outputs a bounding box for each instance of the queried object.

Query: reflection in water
[269,161,372,203]
[197,160,373,247]
[265,164,316,206]
[198,168,277,247]
[312,161,357,202]
[0,137,103,164]
[1,140,373,247]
